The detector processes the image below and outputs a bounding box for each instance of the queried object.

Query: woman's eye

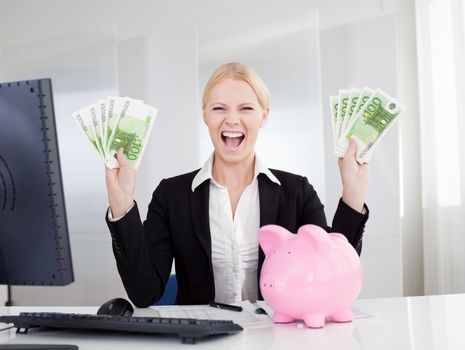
[212,107,225,111]
[242,107,254,111]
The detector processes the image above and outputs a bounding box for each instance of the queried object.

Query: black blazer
[106,168,369,307]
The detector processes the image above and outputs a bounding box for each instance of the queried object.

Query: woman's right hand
[105,148,136,218]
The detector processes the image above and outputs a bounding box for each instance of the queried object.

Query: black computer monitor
[0,78,74,293]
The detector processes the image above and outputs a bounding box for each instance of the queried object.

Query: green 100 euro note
[73,96,158,169]
[105,98,158,170]
[73,104,105,159]
[334,88,404,163]
[329,95,339,143]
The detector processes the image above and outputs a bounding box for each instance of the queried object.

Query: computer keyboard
[0,312,243,344]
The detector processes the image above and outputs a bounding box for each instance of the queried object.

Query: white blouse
[191,153,280,304]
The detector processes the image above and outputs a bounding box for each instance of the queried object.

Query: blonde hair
[202,62,270,110]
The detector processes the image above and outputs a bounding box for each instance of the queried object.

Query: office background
[0,0,463,306]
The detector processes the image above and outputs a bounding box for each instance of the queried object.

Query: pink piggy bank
[259,224,362,328]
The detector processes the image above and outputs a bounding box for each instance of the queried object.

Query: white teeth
[222,131,244,138]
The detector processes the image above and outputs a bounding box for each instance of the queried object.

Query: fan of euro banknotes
[73,97,158,169]
[330,88,404,163]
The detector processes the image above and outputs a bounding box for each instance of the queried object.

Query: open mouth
[221,131,245,150]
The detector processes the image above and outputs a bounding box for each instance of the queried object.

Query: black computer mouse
[97,298,134,317]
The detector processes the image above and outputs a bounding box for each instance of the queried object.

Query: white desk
[1,293,465,349]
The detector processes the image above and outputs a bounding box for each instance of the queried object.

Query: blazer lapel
[257,173,280,299]
[190,179,213,274]
[258,173,281,226]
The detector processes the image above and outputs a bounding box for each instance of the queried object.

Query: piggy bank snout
[260,274,287,292]
[261,274,273,290]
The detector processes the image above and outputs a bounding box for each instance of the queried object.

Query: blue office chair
[154,274,178,305]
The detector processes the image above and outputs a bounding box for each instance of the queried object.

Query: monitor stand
[4,285,12,306]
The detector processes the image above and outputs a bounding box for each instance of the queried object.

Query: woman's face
[203,78,268,164]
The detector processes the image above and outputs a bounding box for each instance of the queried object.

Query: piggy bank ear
[259,225,292,256]
[297,224,333,254]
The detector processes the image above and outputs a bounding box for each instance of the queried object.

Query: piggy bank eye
[288,251,291,254]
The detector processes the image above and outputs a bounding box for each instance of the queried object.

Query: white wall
[0,1,383,47]
[0,0,422,305]
[387,0,423,297]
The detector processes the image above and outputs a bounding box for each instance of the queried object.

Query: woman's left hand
[338,139,369,213]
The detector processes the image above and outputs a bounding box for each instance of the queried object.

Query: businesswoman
[105,62,369,307]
